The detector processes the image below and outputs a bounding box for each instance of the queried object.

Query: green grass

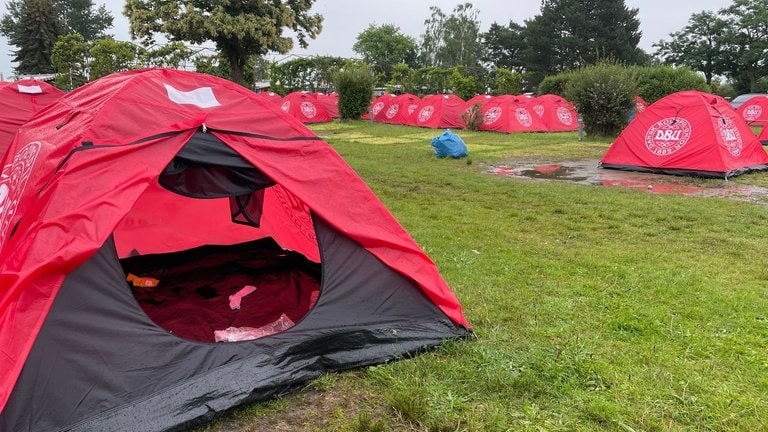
[201,121,768,432]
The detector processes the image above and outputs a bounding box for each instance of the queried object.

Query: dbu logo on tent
[718,117,744,156]
[742,105,762,121]
[644,118,692,156]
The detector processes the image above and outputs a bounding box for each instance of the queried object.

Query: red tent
[370,93,398,122]
[254,91,283,105]
[407,94,466,129]
[280,91,333,123]
[382,93,421,124]
[313,92,339,118]
[0,79,64,155]
[531,94,579,131]
[735,94,768,126]
[0,68,470,431]
[478,95,547,133]
[600,90,768,178]
[465,94,493,109]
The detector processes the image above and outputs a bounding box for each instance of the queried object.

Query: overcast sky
[0,0,735,80]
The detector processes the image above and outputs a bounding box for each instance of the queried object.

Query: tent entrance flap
[121,238,321,343]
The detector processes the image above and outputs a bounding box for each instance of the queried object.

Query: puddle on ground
[487,160,768,205]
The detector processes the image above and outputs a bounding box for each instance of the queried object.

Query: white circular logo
[408,104,418,115]
[556,107,573,125]
[372,101,385,116]
[533,104,544,117]
[300,101,317,118]
[718,117,743,156]
[515,108,533,127]
[418,106,435,122]
[644,118,692,156]
[742,104,762,121]
[385,104,399,119]
[0,141,42,251]
[483,107,502,125]
[280,101,290,112]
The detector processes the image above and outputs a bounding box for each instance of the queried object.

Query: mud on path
[485,159,768,207]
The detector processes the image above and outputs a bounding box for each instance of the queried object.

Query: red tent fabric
[465,94,493,108]
[407,94,466,129]
[313,92,339,118]
[0,68,470,425]
[254,91,283,105]
[735,94,768,126]
[531,94,579,131]
[600,90,768,178]
[478,95,547,133]
[382,93,421,124]
[280,91,333,123]
[0,79,64,155]
[370,93,398,122]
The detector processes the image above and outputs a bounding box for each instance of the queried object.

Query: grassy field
[200,121,768,432]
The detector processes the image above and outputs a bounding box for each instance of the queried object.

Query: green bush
[632,65,709,104]
[334,63,375,120]
[461,102,484,131]
[563,61,637,138]
[537,71,573,96]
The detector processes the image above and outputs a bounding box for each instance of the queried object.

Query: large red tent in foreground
[600,90,768,178]
[0,68,470,431]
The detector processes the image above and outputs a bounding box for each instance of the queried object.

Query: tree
[58,0,113,41]
[1,0,114,75]
[420,3,484,68]
[353,24,417,83]
[519,0,646,87]
[653,11,727,86]
[334,62,373,120]
[717,0,768,93]
[0,0,61,74]
[269,56,346,95]
[124,0,323,85]
[563,61,637,137]
[51,33,89,89]
[86,38,138,80]
[481,21,526,72]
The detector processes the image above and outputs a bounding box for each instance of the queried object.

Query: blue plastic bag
[430,129,468,158]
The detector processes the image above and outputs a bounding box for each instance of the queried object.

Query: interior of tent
[113,131,320,343]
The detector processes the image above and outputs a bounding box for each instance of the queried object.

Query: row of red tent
[256,90,582,132]
[2,78,768,180]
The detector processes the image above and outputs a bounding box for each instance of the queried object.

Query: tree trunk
[229,55,244,85]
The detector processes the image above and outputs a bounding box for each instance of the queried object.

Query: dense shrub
[334,63,374,120]
[461,103,484,131]
[632,65,708,103]
[490,67,523,96]
[564,61,637,137]
[537,71,573,96]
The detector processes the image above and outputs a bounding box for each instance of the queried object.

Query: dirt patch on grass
[485,159,768,206]
[199,377,395,432]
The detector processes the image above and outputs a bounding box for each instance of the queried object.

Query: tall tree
[480,21,526,72]
[717,0,768,92]
[0,0,61,74]
[420,3,484,68]
[653,11,727,86]
[353,24,417,82]
[1,0,114,75]
[124,0,323,85]
[58,0,113,41]
[519,0,645,86]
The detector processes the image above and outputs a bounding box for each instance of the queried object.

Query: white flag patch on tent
[17,85,42,94]
[164,84,221,108]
